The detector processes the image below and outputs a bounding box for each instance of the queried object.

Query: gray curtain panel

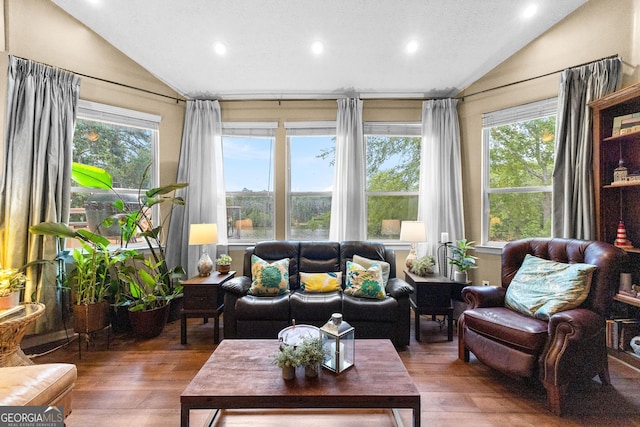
[165,100,227,278]
[329,98,366,241]
[418,99,464,273]
[552,57,622,239]
[0,56,80,333]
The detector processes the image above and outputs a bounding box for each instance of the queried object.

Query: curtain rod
[13,55,187,103]
[457,54,620,101]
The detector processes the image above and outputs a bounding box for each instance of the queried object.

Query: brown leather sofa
[221,241,414,347]
[458,238,627,415]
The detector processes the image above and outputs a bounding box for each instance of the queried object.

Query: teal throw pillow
[504,254,597,320]
[248,255,290,296]
[352,254,390,286]
[344,261,385,300]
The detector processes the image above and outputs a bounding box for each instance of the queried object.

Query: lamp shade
[188,223,218,246]
[399,221,425,243]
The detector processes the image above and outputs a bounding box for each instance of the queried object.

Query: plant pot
[0,291,20,310]
[73,301,110,333]
[218,264,231,274]
[167,294,183,323]
[305,364,319,378]
[453,271,468,284]
[129,303,170,339]
[109,303,132,333]
[282,365,296,380]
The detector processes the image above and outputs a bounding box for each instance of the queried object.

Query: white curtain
[552,57,622,239]
[0,56,80,332]
[329,98,366,241]
[418,99,464,274]
[166,100,227,278]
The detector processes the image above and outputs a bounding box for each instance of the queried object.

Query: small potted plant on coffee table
[273,344,300,380]
[298,336,329,378]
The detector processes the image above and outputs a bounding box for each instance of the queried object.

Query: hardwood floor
[31,316,640,426]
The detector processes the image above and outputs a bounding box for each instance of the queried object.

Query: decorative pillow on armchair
[248,255,290,296]
[299,272,342,293]
[344,261,385,300]
[505,254,597,320]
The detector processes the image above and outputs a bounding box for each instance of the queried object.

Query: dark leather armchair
[458,238,627,415]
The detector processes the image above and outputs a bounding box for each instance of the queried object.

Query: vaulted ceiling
[52,0,586,100]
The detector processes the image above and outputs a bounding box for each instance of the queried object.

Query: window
[222,122,277,241]
[286,122,336,240]
[482,98,557,246]
[70,100,159,248]
[365,123,421,240]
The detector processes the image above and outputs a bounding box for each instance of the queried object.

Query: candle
[330,342,344,370]
[440,232,449,243]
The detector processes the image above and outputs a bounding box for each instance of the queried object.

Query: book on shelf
[606,318,640,351]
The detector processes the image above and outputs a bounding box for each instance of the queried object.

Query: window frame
[364,122,422,241]
[481,98,557,249]
[285,121,336,240]
[71,100,160,250]
[222,122,278,242]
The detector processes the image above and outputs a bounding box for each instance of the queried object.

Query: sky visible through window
[223,136,335,192]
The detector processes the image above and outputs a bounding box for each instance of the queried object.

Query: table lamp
[400,221,425,270]
[189,223,218,276]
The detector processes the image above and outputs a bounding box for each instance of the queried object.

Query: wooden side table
[0,303,45,366]
[181,271,235,345]
[404,270,462,342]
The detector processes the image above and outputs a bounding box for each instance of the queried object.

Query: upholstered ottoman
[0,363,76,417]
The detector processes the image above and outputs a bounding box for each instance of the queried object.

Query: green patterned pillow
[505,254,597,320]
[248,255,290,296]
[353,254,390,286]
[344,261,385,300]
[300,272,342,293]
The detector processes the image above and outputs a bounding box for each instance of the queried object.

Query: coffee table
[181,339,420,427]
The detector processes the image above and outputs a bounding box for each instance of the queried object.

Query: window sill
[475,244,504,256]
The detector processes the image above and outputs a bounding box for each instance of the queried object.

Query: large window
[482,98,557,246]
[365,123,421,240]
[286,122,336,240]
[70,100,159,248]
[222,122,277,241]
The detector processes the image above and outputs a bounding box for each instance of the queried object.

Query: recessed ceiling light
[523,4,538,19]
[406,40,418,54]
[312,41,324,55]
[213,42,227,56]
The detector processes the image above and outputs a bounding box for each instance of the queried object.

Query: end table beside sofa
[221,241,414,347]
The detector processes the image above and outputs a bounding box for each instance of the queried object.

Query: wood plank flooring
[31,315,640,426]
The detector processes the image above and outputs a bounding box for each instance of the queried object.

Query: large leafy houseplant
[30,162,187,335]
[448,239,477,283]
[68,162,187,312]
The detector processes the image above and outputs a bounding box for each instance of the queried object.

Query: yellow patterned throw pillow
[300,272,342,293]
[344,261,385,300]
[248,255,290,296]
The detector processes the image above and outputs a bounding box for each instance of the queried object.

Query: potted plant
[273,344,300,380]
[216,254,232,274]
[297,336,329,378]
[29,222,125,334]
[410,255,436,277]
[448,239,477,283]
[0,268,27,310]
[30,162,188,338]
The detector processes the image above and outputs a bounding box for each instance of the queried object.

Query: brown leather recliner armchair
[458,238,627,416]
